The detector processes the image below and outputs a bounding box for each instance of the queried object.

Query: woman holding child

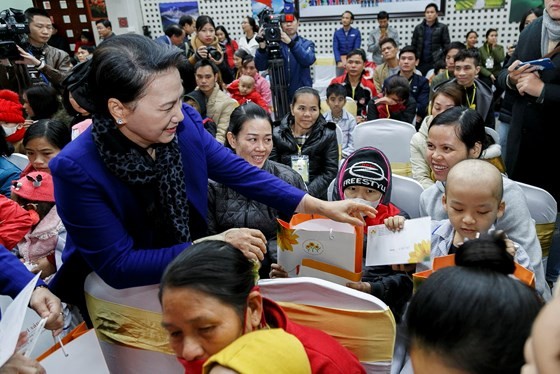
[419,107,550,299]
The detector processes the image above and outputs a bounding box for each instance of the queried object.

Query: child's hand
[346,281,371,294]
[269,263,289,278]
[504,238,518,257]
[391,264,416,273]
[384,215,405,232]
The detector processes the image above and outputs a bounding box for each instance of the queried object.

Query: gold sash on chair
[276,301,396,363]
[85,292,173,355]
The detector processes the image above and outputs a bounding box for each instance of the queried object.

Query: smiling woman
[207,103,307,279]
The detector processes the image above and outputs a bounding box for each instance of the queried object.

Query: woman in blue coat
[48,34,375,315]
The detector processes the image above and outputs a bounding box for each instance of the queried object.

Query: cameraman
[255,11,316,103]
[0,8,72,95]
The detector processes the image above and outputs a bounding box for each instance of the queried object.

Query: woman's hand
[208,47,225,66]
[196,45,208,59]
[0,353,45,374]
[269,263,289,278]
[298,195,377,227]
[222,228,267,261]
[29,286,64,336]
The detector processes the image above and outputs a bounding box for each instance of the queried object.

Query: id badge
[485,57,494,69]
[291,155,309,183]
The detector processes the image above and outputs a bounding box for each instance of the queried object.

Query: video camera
[256,0,295,45]
[0,8,29,60]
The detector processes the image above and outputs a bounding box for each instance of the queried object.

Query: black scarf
[91,114,191,245]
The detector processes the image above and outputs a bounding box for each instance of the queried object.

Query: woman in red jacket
[160,240,366,374]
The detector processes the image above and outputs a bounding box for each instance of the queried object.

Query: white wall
[2,0,33,11]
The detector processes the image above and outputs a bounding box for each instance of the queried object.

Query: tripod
[266,45,289,122]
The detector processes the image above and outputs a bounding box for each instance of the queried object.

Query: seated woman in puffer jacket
[269,87,339,200]
[207,103,307,279]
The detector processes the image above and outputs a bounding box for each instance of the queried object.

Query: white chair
[391,174,425,219]
[352,119,416,177]
[84,273,183,374]
[259,277,396,374]
[7,152,29,170]
[515,181,558,268]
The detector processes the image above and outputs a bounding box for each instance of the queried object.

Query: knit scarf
[542,9,560,56]
[91,114,191,245]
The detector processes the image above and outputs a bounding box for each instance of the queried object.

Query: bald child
[417,159,533,276]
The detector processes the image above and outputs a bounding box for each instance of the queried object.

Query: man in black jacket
[411,3,450,76]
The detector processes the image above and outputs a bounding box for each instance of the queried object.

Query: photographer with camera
[0,8,72,95]
[254,10,316,105]
[185,15,233,93]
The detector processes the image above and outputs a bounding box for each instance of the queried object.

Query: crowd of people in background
[1,2,559,373]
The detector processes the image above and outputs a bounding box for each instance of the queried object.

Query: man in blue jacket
[255,11,316,104]
[333,11,361,77]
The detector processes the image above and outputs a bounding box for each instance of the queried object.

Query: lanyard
[465,83,477,109]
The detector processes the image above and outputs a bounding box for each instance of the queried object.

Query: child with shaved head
[417,159,533,275]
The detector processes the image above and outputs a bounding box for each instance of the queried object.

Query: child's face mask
[351,197,380,209]
[2,124,19,137]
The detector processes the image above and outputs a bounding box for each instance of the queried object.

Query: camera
[206,46,222,61]
[0,8,29,60]
[257,7,294,44]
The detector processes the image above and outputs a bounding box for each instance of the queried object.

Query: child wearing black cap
[331,146,413,321]
[272,147,413,320]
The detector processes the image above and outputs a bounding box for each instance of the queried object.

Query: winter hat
[341,147,390,195]
[11,172,55,203]
[185,90,207,117]
[0,89,25,124]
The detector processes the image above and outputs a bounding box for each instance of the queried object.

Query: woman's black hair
[465,30,478,40]
[195,15,216,33]
[519,7,543,32]
[88,34,185,117]
[291,86,320,107]
[224,102,272,150]
[407,231,542,374]
[159,241,255,318]
[485,28,497,39]
[23,119,71,150]
[78,45,95,54]
[216,25,233,45]
[429,107,489,157]
[234,48,249,60]
[24,85,60,120]
[244,16,259,34]
[241,55,254,69]
[0,126,14,157]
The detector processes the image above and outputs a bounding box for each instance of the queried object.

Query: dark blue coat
[49,104,306,305]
